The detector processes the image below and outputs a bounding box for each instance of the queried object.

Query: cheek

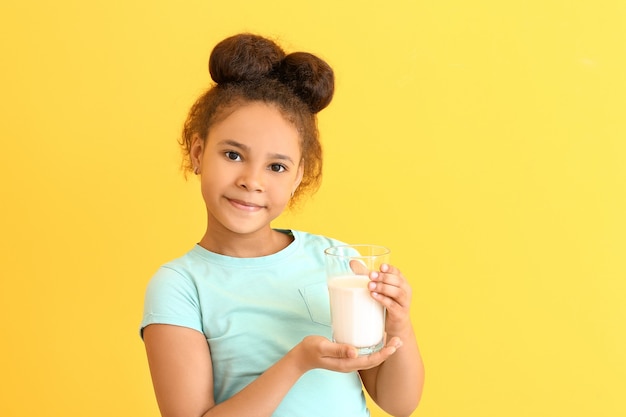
[199,173,222,199]
[269,179,295,202]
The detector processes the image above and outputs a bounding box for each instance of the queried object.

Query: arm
[359,264,425,417]
[143,324,401,417]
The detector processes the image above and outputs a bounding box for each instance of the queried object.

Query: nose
[237,165,264,192]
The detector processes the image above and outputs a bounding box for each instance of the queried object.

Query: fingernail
[370,271,379,280]
[368,282,376,290]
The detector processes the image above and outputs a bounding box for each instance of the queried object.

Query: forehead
[212,98,298,127]
[207,102,302,152]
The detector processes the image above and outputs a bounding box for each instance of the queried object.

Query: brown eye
[225,151,241,161]
[270,163,286,173]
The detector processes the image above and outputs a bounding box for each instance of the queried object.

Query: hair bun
[276,52,335,113]
[209,34,335,113]
[209,33,285,83]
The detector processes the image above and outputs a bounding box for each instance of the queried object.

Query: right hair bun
[209,33,286,84]
[276,52,335,113]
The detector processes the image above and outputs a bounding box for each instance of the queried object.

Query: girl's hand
[348,262,424,417]
[293,335,402,374]
[365,263,413,335]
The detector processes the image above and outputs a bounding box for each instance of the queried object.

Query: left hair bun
[209,33,286,84]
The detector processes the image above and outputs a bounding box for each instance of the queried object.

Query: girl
[141,33,424,417]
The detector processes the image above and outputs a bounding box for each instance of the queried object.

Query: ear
[293,161,305,194]
[190,134,205,169]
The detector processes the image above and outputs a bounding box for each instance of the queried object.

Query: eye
[269,163,287,173]
[225,151,241,161]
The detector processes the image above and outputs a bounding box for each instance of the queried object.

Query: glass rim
[323,244,391,258]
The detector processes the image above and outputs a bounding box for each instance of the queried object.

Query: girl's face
[192,102,304,239]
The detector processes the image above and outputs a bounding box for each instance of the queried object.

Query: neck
[198,226,292,258]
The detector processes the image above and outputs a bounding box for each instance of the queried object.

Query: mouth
[227,198,265,212]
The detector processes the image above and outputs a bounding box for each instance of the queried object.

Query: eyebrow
[218,139,297,165]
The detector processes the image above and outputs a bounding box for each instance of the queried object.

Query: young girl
[141,33,424,417]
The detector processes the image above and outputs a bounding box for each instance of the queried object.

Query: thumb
[331,343,358,359]
[349,259,370,276]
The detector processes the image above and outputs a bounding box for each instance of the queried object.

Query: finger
[376,265,410,293]
[379,263,402,276]
[321,340,359,359]
[349,259,370,276]
[370,265,407,287]
[350,338,403,369]
[370,289,405,311]
[369,270,403,289]
[386,336,403,349]
[368,278,408,304]
[319,338,403,372]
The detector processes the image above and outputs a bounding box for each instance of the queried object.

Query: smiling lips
[227,198,265,212]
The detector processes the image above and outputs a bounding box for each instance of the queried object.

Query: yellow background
[1,1,624,416]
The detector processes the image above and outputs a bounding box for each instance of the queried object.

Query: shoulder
[141,248,207,336]
[290,230,348,251]
[144,248,207,300]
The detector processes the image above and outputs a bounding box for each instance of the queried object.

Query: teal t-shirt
[140,230,370,417]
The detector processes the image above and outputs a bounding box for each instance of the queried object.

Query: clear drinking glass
[324,244,390,355]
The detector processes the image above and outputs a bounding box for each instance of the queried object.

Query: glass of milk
[324,244,390,355]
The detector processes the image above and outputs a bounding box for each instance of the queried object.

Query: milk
[328,275,385,351]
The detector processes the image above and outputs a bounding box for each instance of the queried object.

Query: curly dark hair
[180,33,335,207]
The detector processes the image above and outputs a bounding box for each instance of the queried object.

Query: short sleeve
[139,265,204,338]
